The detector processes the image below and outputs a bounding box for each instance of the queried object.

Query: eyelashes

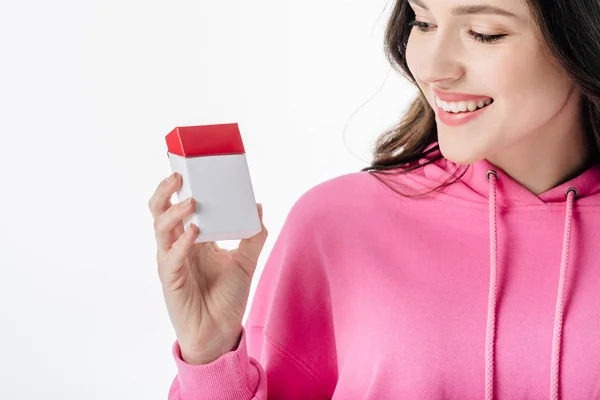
[407,20,507,44]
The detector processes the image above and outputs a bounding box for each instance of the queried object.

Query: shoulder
[291,170,376,207]
[297,171,378,205]
[283,170,406,231]
[295,168,425,208]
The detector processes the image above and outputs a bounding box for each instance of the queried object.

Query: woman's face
[405,0,580,165]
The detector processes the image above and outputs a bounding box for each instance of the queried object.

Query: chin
[437,135,486,166]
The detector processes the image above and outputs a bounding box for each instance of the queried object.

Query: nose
[413,30,464,86]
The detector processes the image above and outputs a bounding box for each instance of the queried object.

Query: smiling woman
[359,0,600,398]
[159,1,600,400]
[364,0,600,195]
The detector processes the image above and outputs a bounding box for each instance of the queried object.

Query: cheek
[490,48,572,132]
[405,34,423,80]
[405,36,431,99]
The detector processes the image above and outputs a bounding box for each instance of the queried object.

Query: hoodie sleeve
[167,186,338,399]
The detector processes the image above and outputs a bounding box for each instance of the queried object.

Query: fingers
[234,203,268,270]
[154,196,196,253]
[148,173,181,220]
[163,222,199,278]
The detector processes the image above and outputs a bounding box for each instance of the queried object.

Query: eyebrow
[408,0,520,19]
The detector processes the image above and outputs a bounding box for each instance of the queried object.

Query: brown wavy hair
[360,0,600,196]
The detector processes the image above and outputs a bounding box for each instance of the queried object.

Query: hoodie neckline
[423,156,600,207]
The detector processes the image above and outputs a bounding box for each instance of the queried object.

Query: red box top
[165,123,246,158]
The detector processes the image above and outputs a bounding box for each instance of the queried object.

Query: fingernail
[168,173,176,182]
[187,197,194,205]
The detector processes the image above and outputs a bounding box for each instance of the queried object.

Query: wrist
[180,348,222,365]
[180,331,243,365]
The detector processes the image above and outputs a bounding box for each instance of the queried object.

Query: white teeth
[435,96,493,114]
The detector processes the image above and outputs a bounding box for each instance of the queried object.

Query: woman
[148,0,600,398]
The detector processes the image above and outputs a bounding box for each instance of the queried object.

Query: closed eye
[407,20,507,44]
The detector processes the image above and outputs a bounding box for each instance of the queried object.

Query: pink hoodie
[167,150,600,399]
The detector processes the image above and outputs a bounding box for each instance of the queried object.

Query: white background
[0,0,415,398]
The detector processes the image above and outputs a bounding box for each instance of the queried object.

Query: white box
[165,123,261,243]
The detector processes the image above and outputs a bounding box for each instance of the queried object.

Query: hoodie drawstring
[484,169,578,400]
[485,170,499,400]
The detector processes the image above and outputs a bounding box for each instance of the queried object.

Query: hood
[398,147,600,399]
[421,154,600,207]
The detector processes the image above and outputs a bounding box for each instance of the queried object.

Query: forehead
[407,0,528,23]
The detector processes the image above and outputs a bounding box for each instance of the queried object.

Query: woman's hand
[148,172,268,364]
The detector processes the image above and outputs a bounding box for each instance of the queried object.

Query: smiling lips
[431,88,494,126]
[436,96,494,113]
[432,87,493,102]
